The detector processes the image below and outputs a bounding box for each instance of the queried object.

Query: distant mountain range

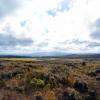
[0,51,100,58]
[0,51,67,57]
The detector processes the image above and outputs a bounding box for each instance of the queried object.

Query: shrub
[34,95,43,100]
[74,80,88,93]
[44,90,56,100]
[30,78,45,88]
[86,90,97,100]
[82,62,86,66]
[34,91,43,100]
[67,74,76,87]
[0,80,6,89]
[62,91,75,100]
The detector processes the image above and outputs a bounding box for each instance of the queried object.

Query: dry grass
[0,58,100,100]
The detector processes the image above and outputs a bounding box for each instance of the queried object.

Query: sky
[0,0,100,54]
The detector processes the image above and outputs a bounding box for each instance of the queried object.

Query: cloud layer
[0,0,100,54]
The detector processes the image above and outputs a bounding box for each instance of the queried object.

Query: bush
[74,80,88,93]
[30,78,45,88]
[0,80,6,89]
[62,91,75,100]
[85,90,97,100]
[34,95,43,100]
[34,91,43,100]
[82,62,86,66]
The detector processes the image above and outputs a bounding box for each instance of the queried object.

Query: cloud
[55,39,100,52]
[71,39,100,47]
[0,0,100,54]
[71,39,100,48]
[94,18,100,28]
[90,29,100,40]
[37,42,48,47]
[70,39,88,45]
[90,18,100,40]
[0,33,33,48]
[87,42,100,48]
[0,0,21,18]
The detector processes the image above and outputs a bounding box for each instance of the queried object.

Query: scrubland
[0,58,100,100]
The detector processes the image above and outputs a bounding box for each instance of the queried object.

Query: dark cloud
[90,29,100,40]
[0,0,19,18]
[94,18,100,28]
[72,39,100,48]
[71,39,88,45]
[61,39,100,48]
[90,18,100,40]
[87,42,100,48]
[0,33,33,48]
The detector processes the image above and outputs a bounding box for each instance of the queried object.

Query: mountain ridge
[0,51,100,58]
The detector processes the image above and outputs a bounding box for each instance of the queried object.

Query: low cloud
[72,39,100,48]
[37,42,48,47]
[87,42,100,48]
[0,33,33,48]
[70,39,88,45]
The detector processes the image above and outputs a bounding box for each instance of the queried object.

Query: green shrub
[30,78,45,88]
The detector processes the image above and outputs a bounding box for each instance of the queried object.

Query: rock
[74,80,88,93]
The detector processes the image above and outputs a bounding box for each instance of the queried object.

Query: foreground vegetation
[0,58,100,100]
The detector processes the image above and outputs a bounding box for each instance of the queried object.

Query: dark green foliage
[74,80,88,93]
[34,95,43,100]
[0,63,5,69]
[82,62,86,66]
[88,90,97,100]
[0,68,23,79]
[95,68,100,74]
[62,91,75,100]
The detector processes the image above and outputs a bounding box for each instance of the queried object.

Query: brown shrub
[44,90,56,100]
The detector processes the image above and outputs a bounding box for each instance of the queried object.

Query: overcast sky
[0,0,100,54]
